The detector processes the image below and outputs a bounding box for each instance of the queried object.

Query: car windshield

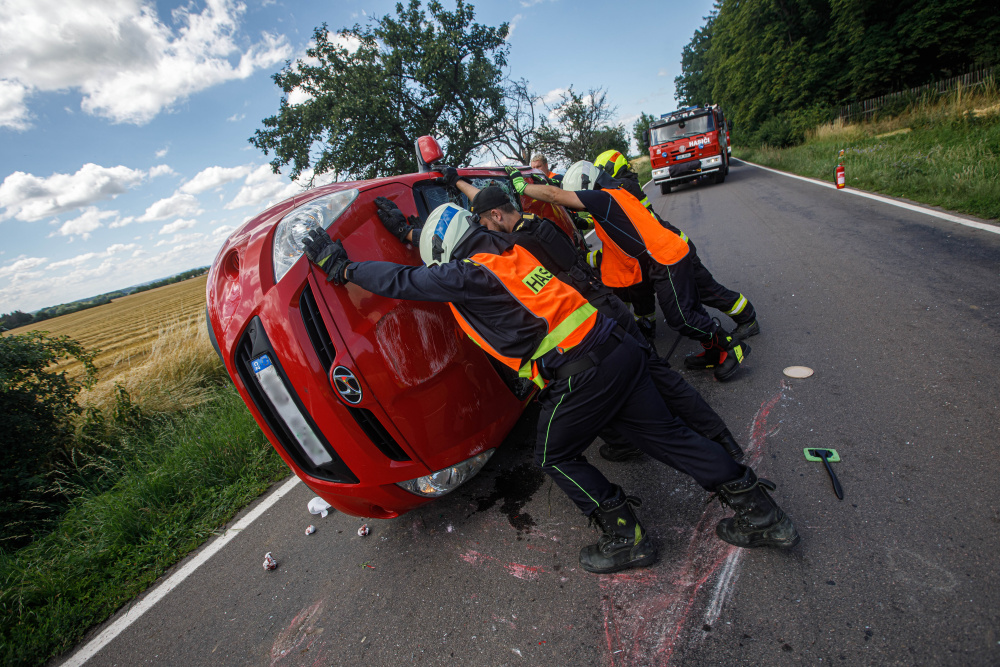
[650,113,715,145]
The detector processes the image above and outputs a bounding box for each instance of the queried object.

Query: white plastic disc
[783,366,814,378]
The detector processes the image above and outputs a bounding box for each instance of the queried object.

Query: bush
[0,333,97,552]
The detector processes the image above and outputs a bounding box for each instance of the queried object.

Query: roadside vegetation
[0,298,287,666]
[735,86,1000,220]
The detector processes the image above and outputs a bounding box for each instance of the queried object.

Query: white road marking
[60,476,302,667]
[734,158,1000,236]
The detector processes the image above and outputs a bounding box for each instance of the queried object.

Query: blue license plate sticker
[251,354,272,374]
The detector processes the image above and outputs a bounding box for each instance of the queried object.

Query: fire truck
[647,105,731,195]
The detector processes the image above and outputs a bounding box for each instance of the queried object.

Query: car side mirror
[415,136,444,173]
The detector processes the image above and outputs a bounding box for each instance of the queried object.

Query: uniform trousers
[534,333,744,515]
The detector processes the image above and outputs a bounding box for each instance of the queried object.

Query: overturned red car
[206,140,579,518]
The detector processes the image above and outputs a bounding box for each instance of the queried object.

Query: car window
[411,175,522,223]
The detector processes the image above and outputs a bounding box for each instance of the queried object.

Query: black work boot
[683,337,722,370]
[712,331,749,381]
[599,442,644,461]
[715,468,800,549]
[635,315,656,346]
[732,318,760,341]
[712,428,745,461]
[580,488,658,574]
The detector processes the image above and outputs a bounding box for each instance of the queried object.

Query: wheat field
[7,275,210,381]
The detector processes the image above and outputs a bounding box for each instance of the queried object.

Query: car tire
[660,182,672,195]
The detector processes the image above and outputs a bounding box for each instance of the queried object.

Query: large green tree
[250,0,509,180]
[534,87,628,166]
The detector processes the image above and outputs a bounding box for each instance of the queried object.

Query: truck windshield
[650,113,715,145]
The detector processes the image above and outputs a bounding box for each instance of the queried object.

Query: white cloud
[155,147,169,158]
[48,252,98,269]
[180,165,253,194]
[0,163,146,222]
[507,14,523,41]
[106,243,139,254]
[0,0,292,127]
[55,206,118,239]
[159,218,198,234]
[226,112,245,122]
[520,0,546,6]
[658,68,669,77]
[155,232,204,247]
[0,79,31,130]
[149,164,175,178]
[225,165,289,210]
[0,256,47,279]
[137,193,203,222]
[542,87,568,105]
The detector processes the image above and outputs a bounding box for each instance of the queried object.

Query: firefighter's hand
[374,197,414,244]
[302,229,352,284]
[531,173,551,186]
[434,165,460,187]
[505,166,527,194]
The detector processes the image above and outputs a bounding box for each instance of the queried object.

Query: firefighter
[301,202,800,574]
[424,172,745,462]
[593,149,761,349]
[505,163,750,382]
[530,154,560,181]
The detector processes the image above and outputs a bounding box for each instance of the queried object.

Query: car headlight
[272,188,359,283]
[396,449,495,497]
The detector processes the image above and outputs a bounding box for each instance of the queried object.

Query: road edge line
[734,158,1000,236]
[59,475,302,667]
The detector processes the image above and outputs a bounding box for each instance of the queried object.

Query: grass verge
[734,91,1000,221]
[0,386,288,667]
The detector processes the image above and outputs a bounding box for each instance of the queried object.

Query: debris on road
[263,552,277,570]
[305,525,316,535]
[308,497,331,517]
[783,365,814,378]
[361,561,375,569]
[357,524,370,537]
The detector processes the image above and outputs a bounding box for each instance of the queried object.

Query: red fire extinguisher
[835,149,846,189]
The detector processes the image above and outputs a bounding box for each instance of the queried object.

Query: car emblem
[332,366,362,404]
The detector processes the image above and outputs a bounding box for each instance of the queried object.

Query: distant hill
[1,267,209,331]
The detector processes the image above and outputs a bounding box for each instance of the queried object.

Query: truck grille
[235,317,358,484]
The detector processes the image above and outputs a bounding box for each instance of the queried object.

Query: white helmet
[562,160,614,191]
[419,203,478,266]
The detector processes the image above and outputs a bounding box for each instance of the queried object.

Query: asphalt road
[60,161,1000,667]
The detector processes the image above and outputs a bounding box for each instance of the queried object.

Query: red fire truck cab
[648,105,731,195]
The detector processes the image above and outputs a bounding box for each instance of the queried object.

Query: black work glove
[302,229,351,284]
[434,165,461,188]
[504,166,527,194]
[374,197,417,244]
[532,173,551,186]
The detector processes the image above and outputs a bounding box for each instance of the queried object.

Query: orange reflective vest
[594,189,690,288]
[449,247,598,388]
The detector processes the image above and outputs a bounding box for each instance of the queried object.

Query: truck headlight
[272,189,359,283]
[396,449,495,497]
[702,156,722,166]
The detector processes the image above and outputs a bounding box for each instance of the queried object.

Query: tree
[633,112,657,154]
[533,87,628,166]
[0,311,34,331]
[483,78,544,165]
[1,332,96,551]
[250,0,509,181]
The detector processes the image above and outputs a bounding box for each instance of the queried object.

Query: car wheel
[660,182,672,195]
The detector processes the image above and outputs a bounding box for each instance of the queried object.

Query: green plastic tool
[803,448,840,462]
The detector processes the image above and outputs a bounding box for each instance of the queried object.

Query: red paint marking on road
[601,382,789,666]
[270,600,326,667]
[505,562,546,580]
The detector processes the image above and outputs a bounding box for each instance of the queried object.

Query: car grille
[299,285,336,370]
[235,317,358,484]
[347,407,411,462]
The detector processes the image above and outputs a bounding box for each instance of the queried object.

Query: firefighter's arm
[505,166,585,210]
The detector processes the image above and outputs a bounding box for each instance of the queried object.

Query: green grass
[0,387,288,667]
[734,98,1000,221]
[632,155,652,187]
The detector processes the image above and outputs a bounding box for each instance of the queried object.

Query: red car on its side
[206,141,580,519]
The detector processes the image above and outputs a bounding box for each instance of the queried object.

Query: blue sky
[0,0,715,313]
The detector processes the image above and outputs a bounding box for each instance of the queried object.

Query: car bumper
[652,154,723,185]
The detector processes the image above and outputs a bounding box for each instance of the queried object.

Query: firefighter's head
[594,150,636,181]
[529,154,550,174]
[562,160,616,192]
[470,185,520,233]
[420,203,478,266]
